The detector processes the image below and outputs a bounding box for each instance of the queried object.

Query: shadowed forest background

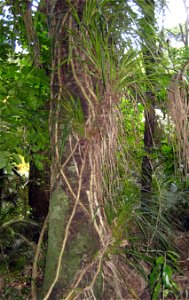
[1,0,189,299]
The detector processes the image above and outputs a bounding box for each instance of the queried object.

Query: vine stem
[31,213,49,300]
[43,146,88,300]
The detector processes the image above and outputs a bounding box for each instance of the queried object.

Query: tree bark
[141,97,156,200]
[139,0,156,206]
[41,1,115,299]
[28,161,49,220]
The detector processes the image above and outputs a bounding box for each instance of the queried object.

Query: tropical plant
[1,0,189,299]
[149,251,179,300]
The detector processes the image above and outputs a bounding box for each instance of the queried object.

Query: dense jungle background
[1,0,189,299]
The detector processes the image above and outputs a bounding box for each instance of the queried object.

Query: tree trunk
[28,161,49,220]
[41,1,120,299]
[139,0,156,207]
[141,98,156,203]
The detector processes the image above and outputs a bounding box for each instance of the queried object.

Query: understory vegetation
[1,0,189,299]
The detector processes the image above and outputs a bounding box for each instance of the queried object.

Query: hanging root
[167,68,189,174]
[43,2,145,298]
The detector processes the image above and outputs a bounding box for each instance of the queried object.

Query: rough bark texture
[40,1,144,298]
[41,1,110,299]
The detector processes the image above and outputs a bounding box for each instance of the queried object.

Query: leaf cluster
[149,251,180,299]
[0,56,49,171]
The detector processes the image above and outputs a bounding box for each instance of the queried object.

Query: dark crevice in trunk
[28,161,50,220]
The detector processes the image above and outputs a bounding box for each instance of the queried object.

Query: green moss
[93,269,103,300]
[60,223,98,287]
[41,188,69,298]
[41,188,100,299]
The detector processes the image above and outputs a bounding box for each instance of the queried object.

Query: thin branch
[62,139,79,169]
[68,16,95,120]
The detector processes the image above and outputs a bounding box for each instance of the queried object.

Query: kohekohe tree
[2,0,186,299]
[37,1,139,299]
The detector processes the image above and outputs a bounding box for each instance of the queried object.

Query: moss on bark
[60,222,98,287]
[41,187,69,298]
[41,187,99,299]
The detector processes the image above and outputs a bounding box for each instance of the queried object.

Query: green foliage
[0,0,189,298]
[0,201,37,271]
[0,0,51,173]
[0,172,41,299]
[68,0,142,94]
[169,46,189,70]
[105,174,180,289]
[120,98,144,161]
[149,252,179,299]
[0,185,38,299]
[0,57,49,172]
